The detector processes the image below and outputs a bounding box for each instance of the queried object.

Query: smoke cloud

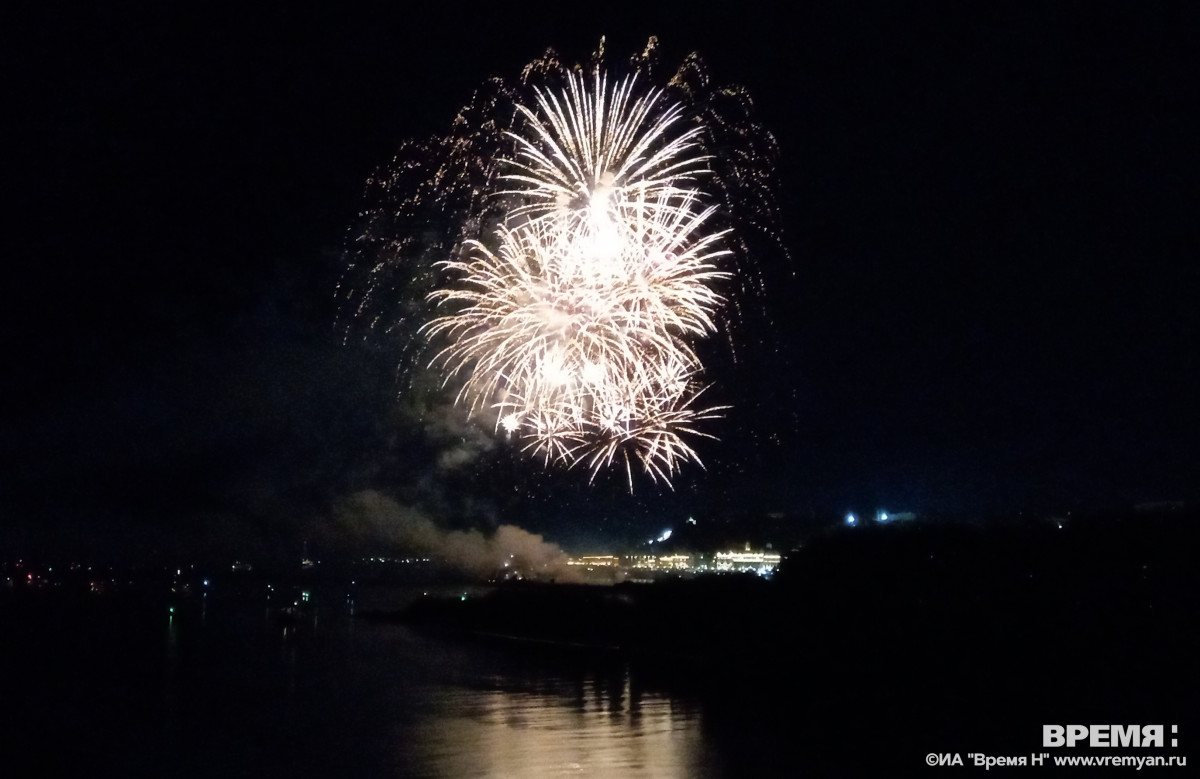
[331,489,578,581]
[420,399,497,471]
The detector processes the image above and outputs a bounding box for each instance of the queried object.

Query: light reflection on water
[403,648,716,778]
[186,585,723,777]
[4,584,756,777]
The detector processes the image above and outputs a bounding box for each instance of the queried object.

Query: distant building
[567,555,620,568]
[627,554,693,571]
[712,549,781,575]
[563,550,781,581]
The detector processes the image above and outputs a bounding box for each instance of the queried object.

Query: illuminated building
[563,549,781,580]
[657,554,692,570]
[567,556,620,568]
[711,549,781,575]
[627,554,693,571]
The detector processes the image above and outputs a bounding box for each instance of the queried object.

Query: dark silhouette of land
[4,507,1194,774]
[391,508,1199,772]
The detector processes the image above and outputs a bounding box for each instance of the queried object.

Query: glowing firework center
[426,72,731,487]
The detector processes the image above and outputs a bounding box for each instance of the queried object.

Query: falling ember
[340,38,786,490]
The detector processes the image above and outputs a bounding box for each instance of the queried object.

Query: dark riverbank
[3,509,1194,774]
[387,510,1199,771]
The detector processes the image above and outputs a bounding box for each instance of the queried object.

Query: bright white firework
[425,71,733,489]
[501,72,708,225]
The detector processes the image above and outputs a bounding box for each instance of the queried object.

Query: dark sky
[3,2,1197,558]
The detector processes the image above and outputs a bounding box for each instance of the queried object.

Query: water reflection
[4,585,734,778]
[406,657,715,778]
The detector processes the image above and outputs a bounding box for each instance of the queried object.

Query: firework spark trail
[341,38,787,490]
[501,73,708,224]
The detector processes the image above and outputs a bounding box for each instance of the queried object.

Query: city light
[566,549,781,579]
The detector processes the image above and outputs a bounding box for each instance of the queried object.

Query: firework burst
[501,72,708,225]
[341,39,786,490]
[425,69,741,487]
[425,186,730,484]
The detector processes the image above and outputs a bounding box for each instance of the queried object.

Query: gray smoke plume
[419,398,497,471]
[331,489,579,582]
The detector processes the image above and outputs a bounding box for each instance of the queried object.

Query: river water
[4,584,790,778]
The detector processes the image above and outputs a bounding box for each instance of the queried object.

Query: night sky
[3,2,1197,559]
